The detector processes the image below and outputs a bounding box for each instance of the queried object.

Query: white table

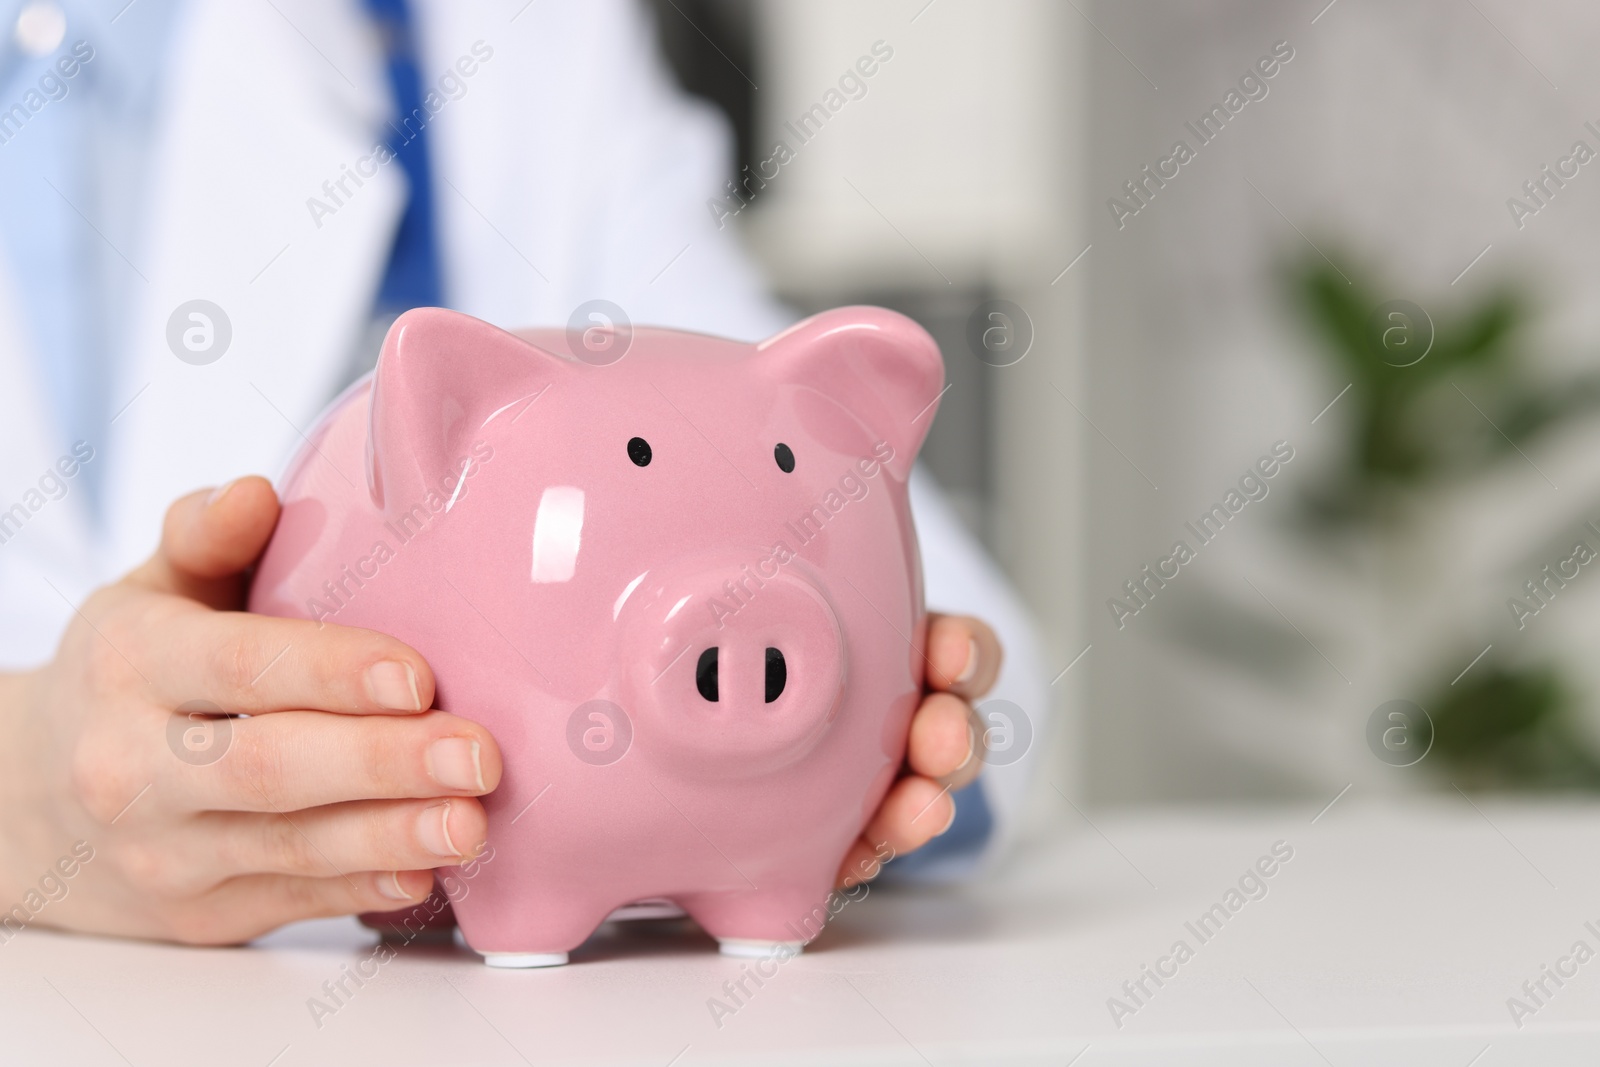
[3,797,1598,1065]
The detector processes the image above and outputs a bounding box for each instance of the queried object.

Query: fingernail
[956,721,978,772]
[427,737,484,792]
[205,479,238,507]
[936,798,958,836]
[955,638,979,685]
[367,661,421,711]
[378,871,414,901]
[417,802,459,859]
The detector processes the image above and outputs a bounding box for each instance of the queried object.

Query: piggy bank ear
[758,307,945,477]
[367,308,570,509]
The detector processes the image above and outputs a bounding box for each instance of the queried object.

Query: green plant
[1290,256,1600,788]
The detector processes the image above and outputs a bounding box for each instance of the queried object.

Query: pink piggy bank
[248,306,944,966]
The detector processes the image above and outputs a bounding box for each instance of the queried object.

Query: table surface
[4,797,1600,1066]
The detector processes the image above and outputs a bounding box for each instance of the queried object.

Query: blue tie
[361,0,442,312]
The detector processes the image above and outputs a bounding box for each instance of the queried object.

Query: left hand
[835,613,1002,887]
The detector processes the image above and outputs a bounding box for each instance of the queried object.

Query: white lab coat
[0,0,1048,869]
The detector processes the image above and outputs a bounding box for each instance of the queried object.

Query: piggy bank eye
[627,437,652,467]
[773,442,795,473]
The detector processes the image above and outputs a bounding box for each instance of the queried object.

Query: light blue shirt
[0,0,177,515]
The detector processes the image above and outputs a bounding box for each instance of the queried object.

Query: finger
[859,775,956,862]
[177,869,435,945]
[142,609,435,715]
[835,838,891,889]
[924,614,1002,698]
[164,710,502,813]
[194,798,488,881]
[907,691,981,789]
[361,890,458,939]
[130,477,281,608]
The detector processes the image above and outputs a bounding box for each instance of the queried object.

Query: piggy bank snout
[623,563,844,775]
[689,643,788,706]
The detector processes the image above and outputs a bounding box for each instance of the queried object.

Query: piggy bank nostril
[765,647,786,703]
[696,647,719,702]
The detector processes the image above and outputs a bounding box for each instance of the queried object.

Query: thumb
[129,476,281,608]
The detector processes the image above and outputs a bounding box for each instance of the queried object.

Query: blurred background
[649,0,1600,819]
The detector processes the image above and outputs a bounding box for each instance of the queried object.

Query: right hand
[0,477,502,944]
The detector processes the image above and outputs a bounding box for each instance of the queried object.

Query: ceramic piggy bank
[248,306,944,966]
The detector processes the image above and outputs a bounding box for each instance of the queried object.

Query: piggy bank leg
[678,885,836,958]
[482,951,569,969]
[454,885,612,968]
[716,937,806,960]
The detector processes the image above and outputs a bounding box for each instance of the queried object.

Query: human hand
[0,477,502,944]
[835,613,1002,887]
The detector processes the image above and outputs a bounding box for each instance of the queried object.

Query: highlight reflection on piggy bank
[249,306,944,966]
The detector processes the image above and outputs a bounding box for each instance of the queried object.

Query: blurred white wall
[1083,0,1600,802]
